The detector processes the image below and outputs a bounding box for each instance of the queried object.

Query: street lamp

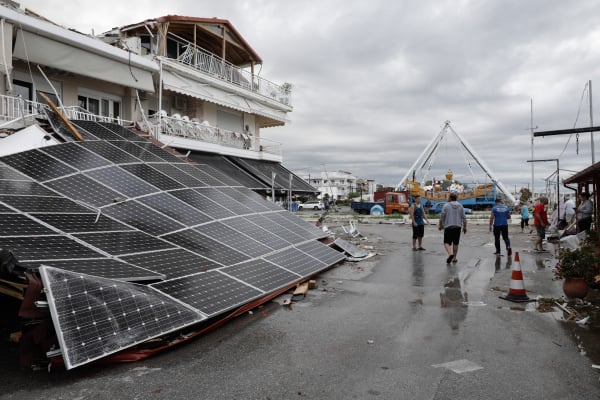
[527,158,559,211]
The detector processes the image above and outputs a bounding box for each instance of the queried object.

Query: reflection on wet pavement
[440,276,468,332]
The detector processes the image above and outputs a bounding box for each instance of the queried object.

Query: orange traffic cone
[499,252,532,303]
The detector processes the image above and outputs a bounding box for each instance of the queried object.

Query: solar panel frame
[39,142,112,171]
[3,235,105,261]
[78,141,141,165]
[121,164,184,191]
[221,259,301,292]
[34,213,133,233]
[102,200,186,236]
[193,221,273,258]
[121,249,220,280]
[0,214,57,236]
[45,174,124,208]
[1,149,77,182]
[72,120,124,141]
[73,231,176,256]
[162,229,251,266]
[137,192,212,226]
[0,195,93,213]
[264,246,328,276]
[85,166,159,198]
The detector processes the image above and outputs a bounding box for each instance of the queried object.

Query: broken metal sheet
[332,238,372,259]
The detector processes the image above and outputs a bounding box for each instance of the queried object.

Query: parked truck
[350,191,410,215]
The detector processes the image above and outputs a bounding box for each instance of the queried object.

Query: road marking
[432,359,483,374]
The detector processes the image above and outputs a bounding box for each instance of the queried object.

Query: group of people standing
[409,191,594,262]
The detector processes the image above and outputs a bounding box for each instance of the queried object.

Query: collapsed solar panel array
[0,120,344,369]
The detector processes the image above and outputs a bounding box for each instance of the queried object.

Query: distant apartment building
[299,170,375,201]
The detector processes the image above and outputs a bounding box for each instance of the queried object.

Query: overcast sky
[20,0,600,195]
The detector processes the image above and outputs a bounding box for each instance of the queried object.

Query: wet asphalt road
[1,219,599,399]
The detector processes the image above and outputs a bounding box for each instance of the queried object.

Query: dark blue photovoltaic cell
[0,195,92,213]
[121,164,184,190]
[40,142,112,171]
[0,203,11,212]
[264,246,327,276]
[102,200,185,236]
[46,174,123,208]
[34,213,132,233]
[221,259,300,292]
[3,236,104,261]
[137,192,212,226]
[74,231,175,256]
[1,149,77,181]
[269,211,326,239]
[78,141,140,164]
[162,229,250,266]
[85,166,159,198]
[150,270,262,315]
[0,214,56,236]
[121,249,220,279]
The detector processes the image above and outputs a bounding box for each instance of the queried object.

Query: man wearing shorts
[409,195,430,251]
[438,193,467,264]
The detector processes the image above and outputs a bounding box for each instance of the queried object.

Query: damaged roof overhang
[118,16,262,67]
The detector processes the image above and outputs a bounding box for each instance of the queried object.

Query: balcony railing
[139,112,282,157]
[172,36,292,107]
[0,94,281,157]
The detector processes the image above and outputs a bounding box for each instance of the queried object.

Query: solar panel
[162,229,251,266]
[121,249,220,279]
[22,258,164,282]
[121,164,184,190]
[78,141,140,165]
[108,141,165,162]
[3,235,104,261]
[85,166,159,198]
[332,238,370,258]
[150,163,207,187]
[137,192,212,226]
[0,214,56,236]
[0,163,29,180]
[193,221,272,258]
[0,180,58,196]
[222,217,290,250]
[72,120,124,140]
[296,240,346,266]
[46,174,123,208]
[221,259,300,292]
[0,195,92,213]
[150,270,262,316]
[74,231,175,256]
[0,118,346,370]
[40,142,112,171]
[102,201,185,236]
[34,213,131,233]
[170,189,234,219]
[264,246,328,276]
[1,149,77,182]
[40,265,205,370]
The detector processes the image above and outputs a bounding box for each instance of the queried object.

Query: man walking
[533,196,549,252]
[489,198,512,256]
[438,193,467,264]
[409,195,430,251]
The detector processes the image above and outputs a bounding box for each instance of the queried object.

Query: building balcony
[171,40,292,108]
[0,94,283,162]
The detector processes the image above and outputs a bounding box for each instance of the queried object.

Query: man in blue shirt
[490,198,512,256]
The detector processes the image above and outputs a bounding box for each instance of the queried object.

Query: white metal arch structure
[396,121,517,205]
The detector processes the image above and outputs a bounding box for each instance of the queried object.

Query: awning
[13,30,155,92]
[161,69,286,122]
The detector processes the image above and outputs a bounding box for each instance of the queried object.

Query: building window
[78,90,122,119]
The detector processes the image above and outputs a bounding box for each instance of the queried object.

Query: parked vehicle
[298,200,324,210]
[350,191,410,215]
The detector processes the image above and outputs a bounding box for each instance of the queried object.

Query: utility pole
[590,80,595,164]
[530,99,536,199]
